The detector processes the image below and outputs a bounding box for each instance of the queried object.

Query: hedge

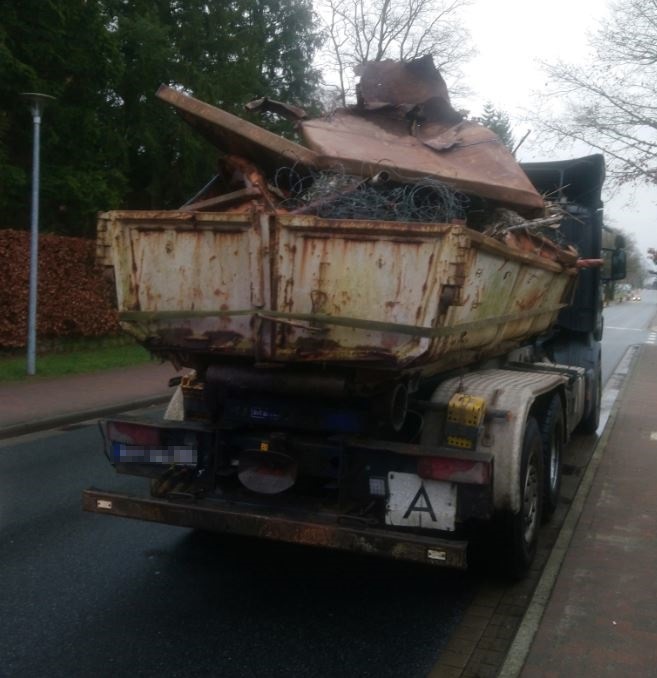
[0,229,120,349]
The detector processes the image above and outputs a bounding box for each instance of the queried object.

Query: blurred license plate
[385,472,456,531]
[112,443,197,465]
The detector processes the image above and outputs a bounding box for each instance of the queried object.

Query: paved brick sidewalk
[521,344,657,677]
[0,362,178,437]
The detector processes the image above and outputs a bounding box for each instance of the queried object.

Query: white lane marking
[646,333,657,345]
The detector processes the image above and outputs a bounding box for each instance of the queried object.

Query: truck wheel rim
[523,454,539,543]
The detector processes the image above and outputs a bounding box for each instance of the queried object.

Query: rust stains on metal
[157,61,544,214]
[298,56,544,214]
[103,208,576,376]
[244,96,308,121]
[155,85,318,175]
[292,336,341,356]
[515,288,548,312]
[82,489,468,568]
[301,112,544,215]
[96,64,585,378]
[354,55,455,117]
[179,187,261,212]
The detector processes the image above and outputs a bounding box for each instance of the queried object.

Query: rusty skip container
[97,208,578,379]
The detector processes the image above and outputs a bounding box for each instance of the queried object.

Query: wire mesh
[274,166,469,224]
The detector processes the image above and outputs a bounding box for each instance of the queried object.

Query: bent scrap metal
[98,58,588,382]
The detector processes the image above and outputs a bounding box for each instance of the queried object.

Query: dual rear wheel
[502,395,564,577]
[500,417,543,577]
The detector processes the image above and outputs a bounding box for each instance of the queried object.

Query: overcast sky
[459,0,600,115]
[457,0,655,264]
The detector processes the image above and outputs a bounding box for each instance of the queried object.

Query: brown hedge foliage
[0,230,120,348]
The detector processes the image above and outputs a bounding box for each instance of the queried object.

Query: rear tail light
[417,457,492,485]
[106,421,161,446]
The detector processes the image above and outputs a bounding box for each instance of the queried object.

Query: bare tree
[534,0,657,186]
[318,0,474,107]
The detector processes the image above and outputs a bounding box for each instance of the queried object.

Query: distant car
[632,293,641,301]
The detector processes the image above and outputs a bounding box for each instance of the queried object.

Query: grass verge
[0,343,152,382]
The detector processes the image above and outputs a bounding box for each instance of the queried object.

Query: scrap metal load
[98,57,583,382]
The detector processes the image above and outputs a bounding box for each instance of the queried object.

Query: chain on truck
[83,75,627,576]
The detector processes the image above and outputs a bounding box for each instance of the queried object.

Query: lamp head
[20,92,55,117]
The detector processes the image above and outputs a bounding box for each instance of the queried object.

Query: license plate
[385,472,456,532]
[112,443,197,465]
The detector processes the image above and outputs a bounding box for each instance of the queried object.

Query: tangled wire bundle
[275,167,469,224]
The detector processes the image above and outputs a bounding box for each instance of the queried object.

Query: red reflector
[417,457,491,485]
[107,421,161,446]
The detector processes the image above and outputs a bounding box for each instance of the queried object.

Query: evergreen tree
[0,0,323,234]
[92,0,323,211]
[0,0,125,236]
[475,103,515,152]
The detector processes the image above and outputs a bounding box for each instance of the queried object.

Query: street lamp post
[21,92,55,376]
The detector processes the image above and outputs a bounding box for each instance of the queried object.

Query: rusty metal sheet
[99,209,576,377]
[298,56,544,214]
[354,55,457,121]
[244,96,308,120]
[97,209,266,356]
[156,85,318,175]
[82,489,468,568]
[270,215,574,370]
[301,111,544,214]
[157,68,542,214]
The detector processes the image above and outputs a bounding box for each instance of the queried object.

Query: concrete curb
[0,393,171,441]
[497,343,640,677]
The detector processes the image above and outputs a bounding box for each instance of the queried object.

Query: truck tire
[541,395,564,520]
[500,417,544,578]
[579,363,601,434]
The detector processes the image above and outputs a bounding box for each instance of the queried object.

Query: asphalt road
[1,294,654,678]
[0,424,472,678]
[601,289,656,385]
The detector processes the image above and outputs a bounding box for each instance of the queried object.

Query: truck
[83,67,626,576]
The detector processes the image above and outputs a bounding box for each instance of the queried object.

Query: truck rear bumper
[83,489,468,569]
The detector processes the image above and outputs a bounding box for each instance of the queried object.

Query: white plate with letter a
[385,472,456,532]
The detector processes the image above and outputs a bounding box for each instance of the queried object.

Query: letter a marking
[403,484,437,522]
